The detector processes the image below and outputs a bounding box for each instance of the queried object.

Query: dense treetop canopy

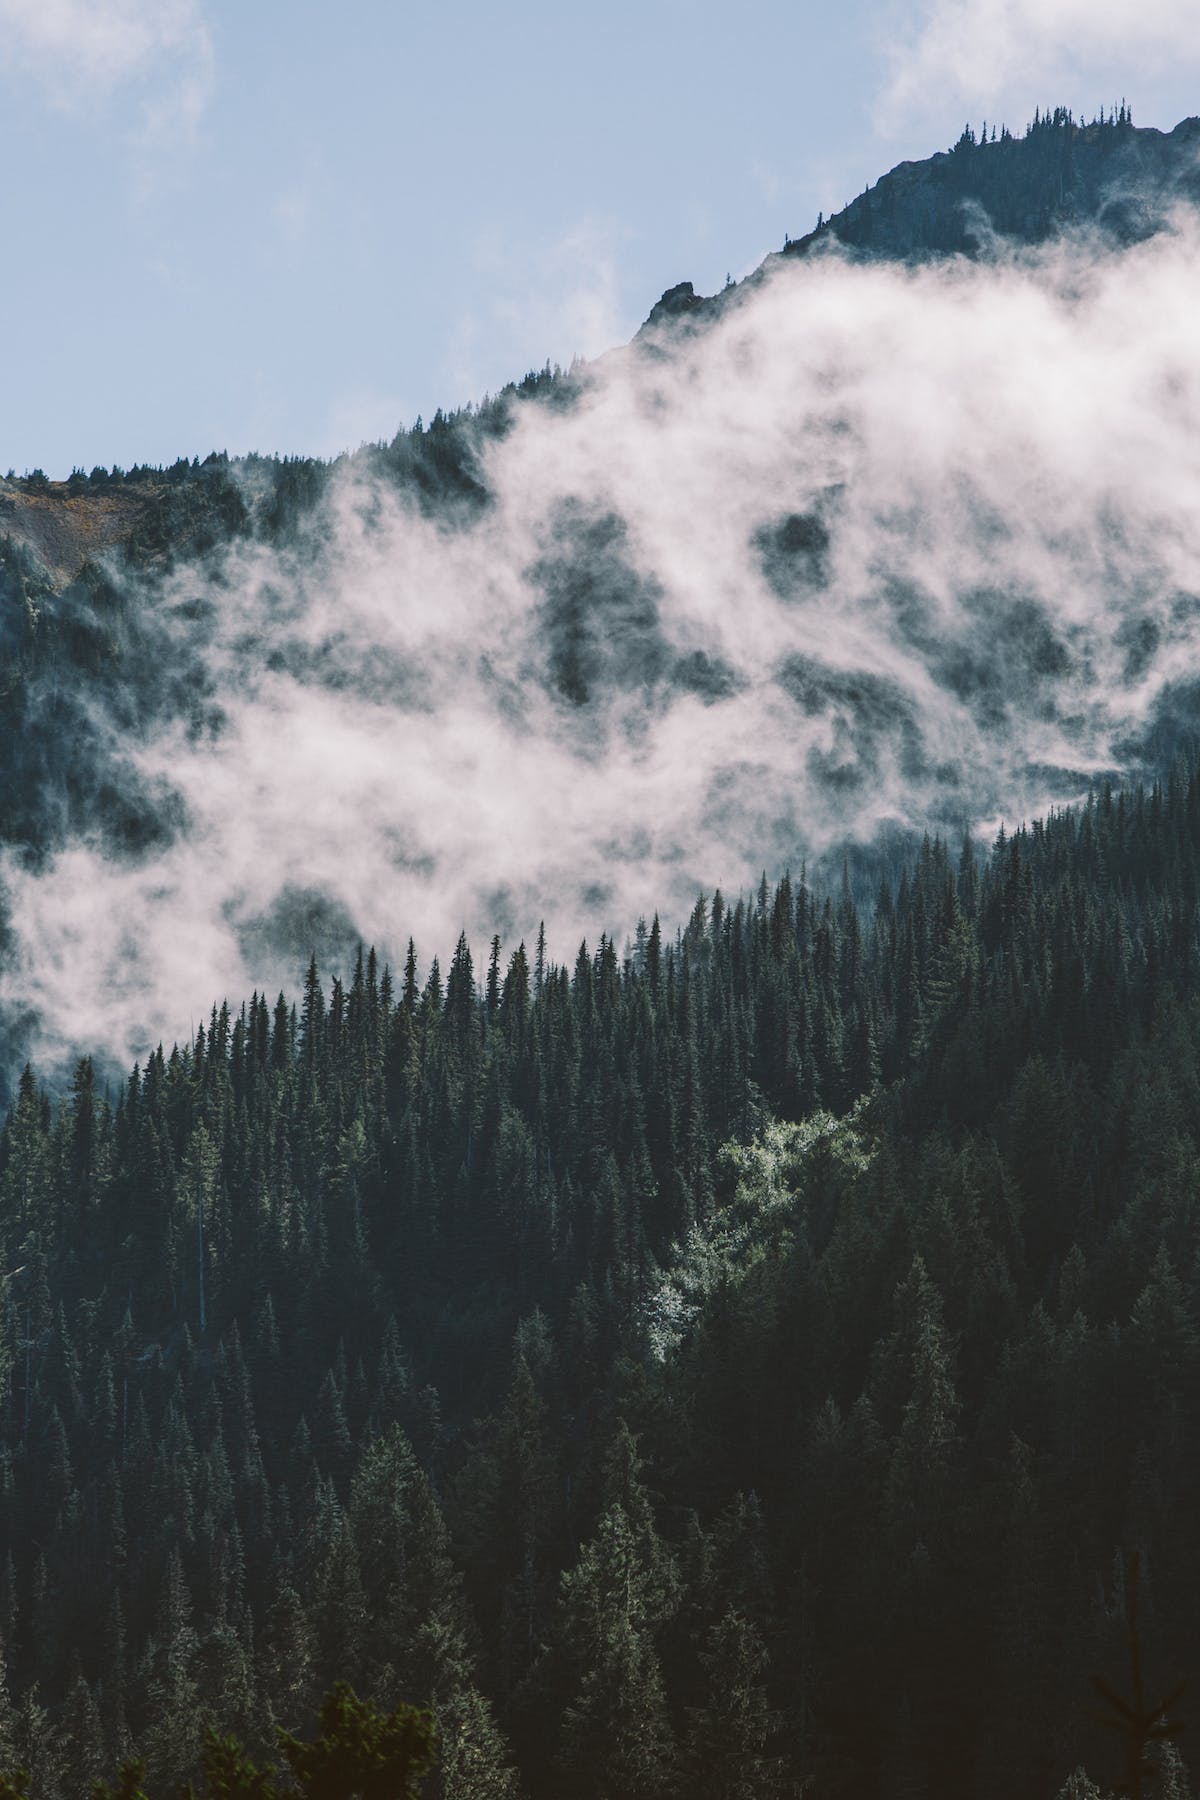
[3,765,1200,1795]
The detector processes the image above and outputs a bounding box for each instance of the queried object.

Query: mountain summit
[797,107,1200,258]
[6,112,1200,1092]
[642,110,1200,334]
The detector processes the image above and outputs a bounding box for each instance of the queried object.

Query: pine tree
[139,1547,203,1790]
[259,1580,315,1733]
[557,1501,677,1799]
[684,1608,779,1799]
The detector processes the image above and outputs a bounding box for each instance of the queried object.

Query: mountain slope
[5,115,1200,1093]
[793,108,1200,258]
[4,769,1200,1796]
[641,110,1200,336]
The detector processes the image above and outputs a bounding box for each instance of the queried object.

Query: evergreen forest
[4,766,1200,1797]
[5,102,1200,1800]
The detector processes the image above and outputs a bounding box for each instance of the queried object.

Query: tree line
[5,770,1200,1794]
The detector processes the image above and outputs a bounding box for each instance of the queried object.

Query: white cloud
[9,216,1200,1074]
[878,0,1196,131]
[0,0,214,134]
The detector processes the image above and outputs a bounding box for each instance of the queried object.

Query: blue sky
[1,0,1197,477]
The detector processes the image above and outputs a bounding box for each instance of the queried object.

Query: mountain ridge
[6,108,1200,1093]
[8,110,1200,564]
[639,109,1200,336]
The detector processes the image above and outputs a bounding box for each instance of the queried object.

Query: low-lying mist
[7,208,1200,1081]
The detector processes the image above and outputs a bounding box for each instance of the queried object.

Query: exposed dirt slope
[0,481,151,585]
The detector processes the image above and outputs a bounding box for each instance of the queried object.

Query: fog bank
[7,213,1200,1075]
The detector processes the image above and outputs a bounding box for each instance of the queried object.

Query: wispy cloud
[877,0,1195,132]
[8,215,1200,1074]
[0,0,214,136]
[273,185,313,247]
[450,216,633,401]
[321,386,413,458]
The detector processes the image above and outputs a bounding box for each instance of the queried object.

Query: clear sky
[1,0,1197,477]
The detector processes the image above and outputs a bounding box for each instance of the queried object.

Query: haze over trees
[6,111,1200,1105]
[4,109,1200,1798]
[4,767,1200,1794]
